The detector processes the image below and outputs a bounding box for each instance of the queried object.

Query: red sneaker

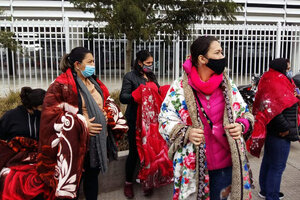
[124,182,134,199]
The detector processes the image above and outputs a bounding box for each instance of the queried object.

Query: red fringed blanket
[134,84,173,189]
[246,69,298,157]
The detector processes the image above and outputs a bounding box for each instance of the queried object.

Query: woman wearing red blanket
[120,50,173,198]
[37,47,110,200]
[247,58,300,200]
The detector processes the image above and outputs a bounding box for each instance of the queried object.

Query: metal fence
[1,19,300,95]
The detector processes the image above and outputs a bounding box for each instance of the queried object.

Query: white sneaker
[258,191,284,199]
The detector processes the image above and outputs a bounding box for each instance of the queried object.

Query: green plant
[0,91,21,117]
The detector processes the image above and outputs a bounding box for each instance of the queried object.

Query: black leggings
[82,153,101,200]
[125,123,139,182]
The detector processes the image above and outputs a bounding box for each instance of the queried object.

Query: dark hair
[190,36,219,67]
[20,87,46,109]
[60,47,92,72]
[133,50,157,82]
[269,58,289,74]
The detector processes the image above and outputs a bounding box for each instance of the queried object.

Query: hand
[279,130,289,137]
[224,123,243,140]
[87,117,102,136]
[188,128,205,146]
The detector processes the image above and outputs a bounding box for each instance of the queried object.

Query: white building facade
[1,0,300,24]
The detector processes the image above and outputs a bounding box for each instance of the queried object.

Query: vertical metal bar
[21,20,26,85]
[124,34,126,76]
[241,28,245,85]
[258,29,262,76]
[27,21,32,85]
[49,25,54,81]
[98,33,101,78]
[64,17,70,52]
[158,32,161,81]
[76,24,79,47]
[103,34,106,81]
[38,23,43,87]
[44,24,49,85]
[0,47,4,89]
[276,22,282,58]
[236,28,240,85]
[33,24,38,86]
[272,26,276,60]
[16,25,21,88]
[254,29,258,75]
[175,36,180,79]
[245,28,249,84]
[109,36,112,82]
[114,38,116,83]
[263,27,266,72]
[227,28,231,78]
[55,23,59,77]
[267,27,271,70]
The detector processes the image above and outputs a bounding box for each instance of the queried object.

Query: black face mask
[205,57,227,75]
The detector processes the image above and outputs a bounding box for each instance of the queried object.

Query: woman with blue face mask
[37,47,112,200]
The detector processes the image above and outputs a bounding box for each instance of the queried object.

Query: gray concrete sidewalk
[91,142,300,200]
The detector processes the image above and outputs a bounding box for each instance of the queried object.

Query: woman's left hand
[224,123,243,140]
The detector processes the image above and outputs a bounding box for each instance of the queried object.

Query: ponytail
[60,53,71,72]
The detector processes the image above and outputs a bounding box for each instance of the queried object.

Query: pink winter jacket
[195,88,232,170]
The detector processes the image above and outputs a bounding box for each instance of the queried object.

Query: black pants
[82,153,101,200]
[125,122,139,182]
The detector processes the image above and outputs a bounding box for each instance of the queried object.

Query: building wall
[1,0,300,24]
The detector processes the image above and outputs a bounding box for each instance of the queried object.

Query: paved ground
[92,142,300,200]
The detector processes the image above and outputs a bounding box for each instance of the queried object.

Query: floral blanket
[159,73,253,200]
[135,84,173,190]
[0,137,54,200]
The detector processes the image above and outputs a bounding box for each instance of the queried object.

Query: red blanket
[0,137,54,200]
[246,69,298,157]
[134,83,173,189]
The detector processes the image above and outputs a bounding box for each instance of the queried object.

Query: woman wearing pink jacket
[159,36,254,200]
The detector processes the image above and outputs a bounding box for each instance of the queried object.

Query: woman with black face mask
[158,36,254,200]
[0,86,46,141]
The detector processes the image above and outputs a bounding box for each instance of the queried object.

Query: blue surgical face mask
[81,65,95,77]
[286,70,293,79]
